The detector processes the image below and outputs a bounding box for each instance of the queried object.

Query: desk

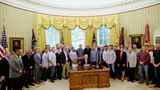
[69,66,110,90]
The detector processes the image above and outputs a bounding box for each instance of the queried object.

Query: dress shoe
[146,83,149,85]
[29,83,34,86]
[25,85,29,88]
[154,85,160,88]
[139,81,144,84]
[51,80,55,83]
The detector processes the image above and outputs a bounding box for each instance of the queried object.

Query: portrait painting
[129,34,143,48]
[155,37,160,44]
[9,37,24,52]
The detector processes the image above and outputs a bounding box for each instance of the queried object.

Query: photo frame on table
[9,37,24,52]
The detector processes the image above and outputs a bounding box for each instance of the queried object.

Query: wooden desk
[69,66,110,90]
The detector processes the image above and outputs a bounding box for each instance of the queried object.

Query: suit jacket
[9,54,23,78]
[56,52,62,65]
[22,54,35,71]
[0,57,9,78]
[61,51,71,65]
[34,53,42,68]
[84,48,91,58]
[117,51,127,65]
[114,50,120,65]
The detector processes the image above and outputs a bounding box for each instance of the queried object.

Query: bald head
[128,47,133,53]
[4,51,11,58]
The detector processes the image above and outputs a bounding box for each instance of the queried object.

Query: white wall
[119,4,160,43]
[0,3,34,51]
[0,3,160,50]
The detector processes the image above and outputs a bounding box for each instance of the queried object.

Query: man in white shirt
[69,47,78,64]
[49,47,56,82]
[103,45,116,78]
[42,48,49,81]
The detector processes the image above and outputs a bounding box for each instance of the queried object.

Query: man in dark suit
[61,46,71,79]
[22,49,30,88]
[22,49,34,87]
[84,44,91,59]
[0,51,11,90]
[114,45,121,79]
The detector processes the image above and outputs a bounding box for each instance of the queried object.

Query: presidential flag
[92,32,97,44]
[60,31,64,45]
[32,29,37,48]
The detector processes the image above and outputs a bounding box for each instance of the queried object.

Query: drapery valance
[34,14,119,50]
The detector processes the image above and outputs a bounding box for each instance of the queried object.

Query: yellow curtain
[85,26,94,48]
[34,14,120,50]
[91,17,103,29]
[78,17,90,30]
[66,17,77,30]
[52,16,64,30]
[34,14,47,50]
[106,15,120,45]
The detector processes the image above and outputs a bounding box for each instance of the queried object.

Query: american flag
[0,44,5,58]
[1,26,8,50]
[0,26,7,58]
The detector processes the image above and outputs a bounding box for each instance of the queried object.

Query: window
[97,25,110,46]
[72,26,85,49]
[45,26,60,47]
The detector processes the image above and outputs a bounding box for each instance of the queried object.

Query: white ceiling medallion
[1,0,160,16]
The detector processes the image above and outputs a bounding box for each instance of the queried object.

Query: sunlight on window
[45,26,60,47]
[97,25,110,46]
[72,26,85,49]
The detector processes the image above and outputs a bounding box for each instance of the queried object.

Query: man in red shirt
[138,46,150,85]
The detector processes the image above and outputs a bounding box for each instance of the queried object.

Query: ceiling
[1,0,160,16]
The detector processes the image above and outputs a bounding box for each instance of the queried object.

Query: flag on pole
[32,29,37,48]
[1,25,8,50]
[144,16,150,44]
[0,44,5,58]
[144,24,150,43]
[60,31,64,45]
[92,32,97,44]
[119,27,125,46]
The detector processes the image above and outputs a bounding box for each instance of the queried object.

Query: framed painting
[155,36,160,45]
[129,34,144,48]
[9,37,24,52]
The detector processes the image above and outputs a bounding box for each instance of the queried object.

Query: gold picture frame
[9,37,24,52]
[129,34,144,48]
[155,36,160,45]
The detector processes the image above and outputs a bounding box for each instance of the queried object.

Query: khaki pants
[62,62,70,78]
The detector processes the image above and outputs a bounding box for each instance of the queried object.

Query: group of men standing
[0,42,160,90]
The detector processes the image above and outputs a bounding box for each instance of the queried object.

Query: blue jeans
[139,64,149,83]
[108,64,115,73]
[108,64,115,78]
[49,66,56,81]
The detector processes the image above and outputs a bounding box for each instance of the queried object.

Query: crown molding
[1,0,160,16]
